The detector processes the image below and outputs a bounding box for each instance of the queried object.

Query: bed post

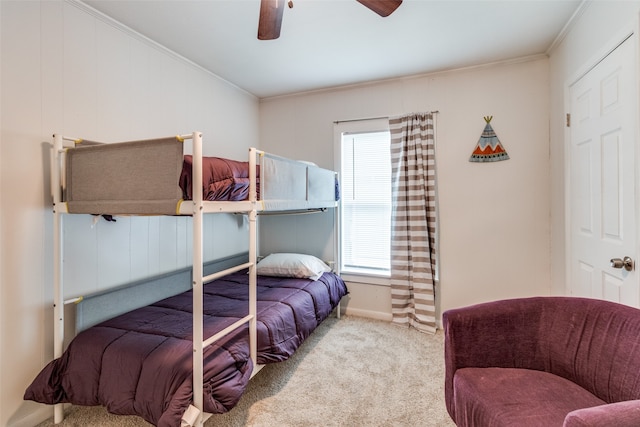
[249,148,258,369]
[333,171,342,319]
[52,134,64,424]
[191,131,205,427]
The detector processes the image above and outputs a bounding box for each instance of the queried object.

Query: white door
[569,36,639,307]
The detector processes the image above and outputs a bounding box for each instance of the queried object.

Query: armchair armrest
[443,297,548,419]
[564,400,640,427]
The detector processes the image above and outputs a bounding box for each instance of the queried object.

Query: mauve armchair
[443,297,640,427]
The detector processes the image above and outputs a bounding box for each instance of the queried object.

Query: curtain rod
[334,111,439,124]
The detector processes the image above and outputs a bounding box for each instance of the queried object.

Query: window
[335,119,391,281]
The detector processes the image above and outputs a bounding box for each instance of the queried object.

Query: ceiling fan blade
[356,0,403,17]
[258,0,285,40]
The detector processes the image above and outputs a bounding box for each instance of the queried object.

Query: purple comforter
[24,271,347,426]
[180,155,260,202]
[179,155,340,203]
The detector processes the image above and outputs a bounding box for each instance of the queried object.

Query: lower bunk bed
[25,255,347,427]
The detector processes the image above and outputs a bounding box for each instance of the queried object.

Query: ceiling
[83,0,584,99]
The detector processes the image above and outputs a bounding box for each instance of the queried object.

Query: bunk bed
[24,132,347,427]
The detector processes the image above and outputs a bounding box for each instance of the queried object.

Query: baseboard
[343,307,392,322]
[7,406,52,427]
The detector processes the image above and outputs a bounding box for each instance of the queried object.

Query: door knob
[610,256,634,272]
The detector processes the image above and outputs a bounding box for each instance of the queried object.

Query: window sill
[339,272,440,287]
[340,272,390,287]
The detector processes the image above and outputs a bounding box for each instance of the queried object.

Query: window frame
[334,118,391,287]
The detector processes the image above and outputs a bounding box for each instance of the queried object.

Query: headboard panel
[75,252,249,332]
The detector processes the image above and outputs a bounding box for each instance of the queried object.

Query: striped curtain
[389,113,437,334]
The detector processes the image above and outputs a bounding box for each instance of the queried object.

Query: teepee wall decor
[469,116,509,162]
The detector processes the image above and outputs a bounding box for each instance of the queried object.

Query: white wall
[0,1,259,426]
[259,57,551,320]
[548,1,640,297]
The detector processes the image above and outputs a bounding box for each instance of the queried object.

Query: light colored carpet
[35,315,454,426]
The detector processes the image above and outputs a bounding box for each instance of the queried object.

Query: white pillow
[256,253,331,281]
[297,160,318,167]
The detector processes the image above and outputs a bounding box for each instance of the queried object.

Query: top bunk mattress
[61,135,339,215]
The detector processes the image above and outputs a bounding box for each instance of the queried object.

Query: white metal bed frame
[51,131,330,426]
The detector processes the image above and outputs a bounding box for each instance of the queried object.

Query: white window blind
[340,130,391,275]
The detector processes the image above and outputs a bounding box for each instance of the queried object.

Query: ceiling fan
[258,0,403,40]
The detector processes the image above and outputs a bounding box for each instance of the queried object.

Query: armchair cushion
[454,367,605,427]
